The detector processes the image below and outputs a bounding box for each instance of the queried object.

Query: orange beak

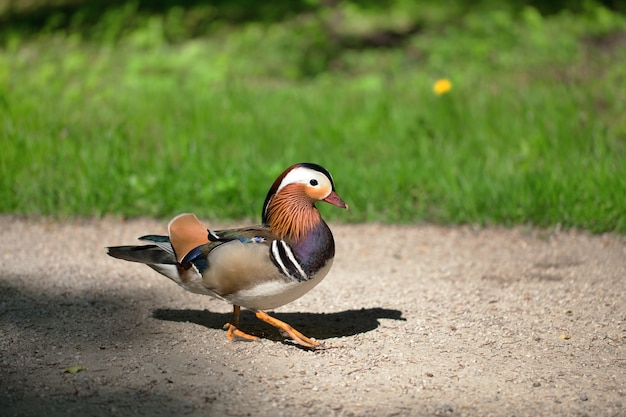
[323,191,349,209]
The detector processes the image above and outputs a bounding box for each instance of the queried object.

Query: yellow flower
[433,79,452,95]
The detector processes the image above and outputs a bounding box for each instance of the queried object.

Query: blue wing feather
[180,245,209,273]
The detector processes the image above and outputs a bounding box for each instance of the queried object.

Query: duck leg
[224,305,258,342]
[255,311,320,349]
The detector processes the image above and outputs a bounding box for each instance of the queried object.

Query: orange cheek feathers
[306,184,332,201]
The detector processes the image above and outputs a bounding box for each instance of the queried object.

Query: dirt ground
[1,215,624,417]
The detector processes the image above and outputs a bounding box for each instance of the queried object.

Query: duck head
[262,163,348,240]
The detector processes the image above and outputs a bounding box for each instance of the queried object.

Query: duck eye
[309,179,319,186]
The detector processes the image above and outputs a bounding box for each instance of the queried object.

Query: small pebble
[579,393,588,401]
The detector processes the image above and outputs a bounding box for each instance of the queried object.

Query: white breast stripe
[280,241,307,280]
[271,240,308,281]
[271,240,291,277]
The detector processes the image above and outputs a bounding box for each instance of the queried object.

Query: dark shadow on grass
[0,0,316,30]
[152,307,406,343]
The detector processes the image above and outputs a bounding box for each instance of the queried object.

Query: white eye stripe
[277,167,331,194]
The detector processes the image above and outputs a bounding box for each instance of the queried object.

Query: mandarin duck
[107,163,347,348]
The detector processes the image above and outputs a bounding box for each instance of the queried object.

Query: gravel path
[1,216,624,417]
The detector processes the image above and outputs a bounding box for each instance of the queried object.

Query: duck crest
[263,184,321,243]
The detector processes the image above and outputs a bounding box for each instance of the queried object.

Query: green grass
[1,2,625,233]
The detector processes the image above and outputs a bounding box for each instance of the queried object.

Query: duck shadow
[152,307,405,342]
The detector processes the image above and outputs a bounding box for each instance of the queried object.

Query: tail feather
[107,245,176,265]
[139,235,176,256]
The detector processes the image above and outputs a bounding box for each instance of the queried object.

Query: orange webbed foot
[255,310,322,349]
[224,322,259,342]
[223,305,258,342]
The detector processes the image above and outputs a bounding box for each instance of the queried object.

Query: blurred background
[0,0,624,232]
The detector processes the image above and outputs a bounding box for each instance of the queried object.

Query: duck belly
[226,260,333,311]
